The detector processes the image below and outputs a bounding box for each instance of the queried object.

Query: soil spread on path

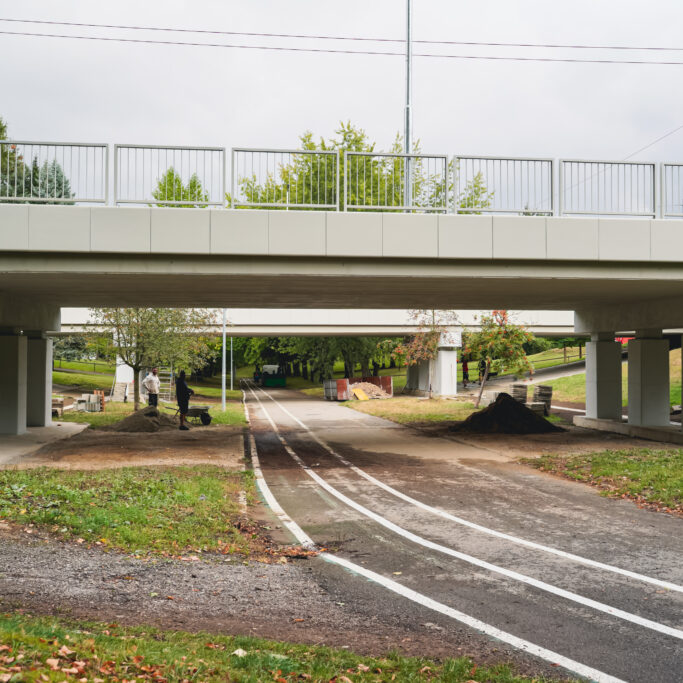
[450,393,564,435]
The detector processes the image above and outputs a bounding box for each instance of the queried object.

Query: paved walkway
[0,422,87,466]
[246,385,682,683]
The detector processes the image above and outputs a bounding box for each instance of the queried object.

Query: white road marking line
[552,405,585,413]
[243,395,626,683]
[252,382,682,595]
[247,385,683,641]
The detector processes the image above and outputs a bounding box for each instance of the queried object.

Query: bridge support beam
[628,330,670,427]
[0,334,27,435]
[585,332,622,421]
[26,334,53,428]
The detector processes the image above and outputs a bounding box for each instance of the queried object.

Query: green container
[262,375,286,387]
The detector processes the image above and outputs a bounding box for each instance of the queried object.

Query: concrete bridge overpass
[2,142,683,436]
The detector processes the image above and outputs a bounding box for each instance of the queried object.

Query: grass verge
[52,371,113,393]
[0,613,567,683]
[0,466,257,556]
[345,397,477,424]
[524,449,683,515]
[59,401,247,428]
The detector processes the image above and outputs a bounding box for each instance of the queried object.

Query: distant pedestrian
[176,370,194,431]
[142,367,160,407]
[479,359,487,384]
[461,356,469,387]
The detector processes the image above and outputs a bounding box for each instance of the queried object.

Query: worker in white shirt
[142,367,161,407]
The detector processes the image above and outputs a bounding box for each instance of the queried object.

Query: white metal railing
[5,140,683,220]
[0,140,108,204]
[560,159,656,217]
[114,145,225,207]
[661,164,683,218]
[231,148,338,210]
[455,156,553,215]
[344,151,448,212]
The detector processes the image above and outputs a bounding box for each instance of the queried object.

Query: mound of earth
[350,382,390,399]
[103,407,178,433]
[450,392,564,434]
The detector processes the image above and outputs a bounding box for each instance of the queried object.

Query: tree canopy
[90,307,217,409]
[152,168,209,207]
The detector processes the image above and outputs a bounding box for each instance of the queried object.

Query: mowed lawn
[0,466,255,556]
[346,396,477,423]
[526,449,683,514]
[0,613,562,683]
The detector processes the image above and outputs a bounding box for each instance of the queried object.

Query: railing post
[550,159,557,216]
[558,159,564,217]
[336,149,341,211]
[113,145,119,207]
[104,145,110,206]
[450,156,456,214]
[230,148,235,209]
[343,150,348,212]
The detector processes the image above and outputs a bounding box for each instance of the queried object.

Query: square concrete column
[628,331,670,427]
[434,348,458,396]
[585,333,622,420]
[0,334,27,435]
[27,336,53,427]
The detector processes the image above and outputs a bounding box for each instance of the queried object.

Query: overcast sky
[2,0,683,162]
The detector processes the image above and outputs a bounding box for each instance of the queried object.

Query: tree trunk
[133,368,141,411]
[389,357,396,369]
[579,344,583,360]
[563,344,567,364]
[474,360,491,408]
[302,362,309,380]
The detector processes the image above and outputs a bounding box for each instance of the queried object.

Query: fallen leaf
[392,571,402,575]
[46,658,60,670]
[59,645,75,656]
[231,648,247,657]
[292,618,304,623]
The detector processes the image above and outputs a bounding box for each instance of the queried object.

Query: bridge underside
[3,254,683,314]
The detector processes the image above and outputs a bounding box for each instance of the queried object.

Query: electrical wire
[1,17,683,53]
[3,29,683,65]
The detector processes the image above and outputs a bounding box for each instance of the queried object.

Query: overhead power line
[4,29,683,65]
[1,16,683,53]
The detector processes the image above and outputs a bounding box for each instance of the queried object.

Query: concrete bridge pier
[0,297,60,435]
[627,330,670,427]
[585,332,622,421]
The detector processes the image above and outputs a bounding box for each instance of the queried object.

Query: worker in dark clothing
[479,359,487,384]
[176,370,194,431]
[461,355,469,387]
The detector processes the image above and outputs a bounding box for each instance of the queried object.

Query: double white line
[243,383,681,682]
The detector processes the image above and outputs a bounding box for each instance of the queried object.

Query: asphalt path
[243,382,683,683]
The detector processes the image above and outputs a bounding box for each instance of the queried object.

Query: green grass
[52,358,116,374]
[0,466,255,556]
[59,402,139,427]
[52,371,113,392]
[188,383,243,400]
[347,397,478,424]
[526,449,683,512]
[0,613,568,683]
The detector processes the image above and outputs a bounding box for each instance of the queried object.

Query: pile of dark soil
[450,393,564,435]
[104,407,177,433]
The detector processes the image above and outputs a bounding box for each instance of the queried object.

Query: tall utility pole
[404,0,413,210]
[221,308,227,411]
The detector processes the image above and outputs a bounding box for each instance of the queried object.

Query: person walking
[478,358,487,384]
[461,355,469,387]
[142,367,160,408]
[176,370,194,431]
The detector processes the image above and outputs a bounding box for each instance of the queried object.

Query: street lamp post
[404,0,413,211]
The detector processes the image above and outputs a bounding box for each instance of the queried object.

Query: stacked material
[532,385,553,415]
[449,393,563,434]
[104,407,177,433]
[511,383,529,403]
[349,382,390,399]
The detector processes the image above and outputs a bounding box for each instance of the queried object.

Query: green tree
[152,168,208,207]
[456,170,494,213]
[28,158,74,203]
[235,122,447,212]
[467,310,534,407]
[90,307,217,409]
